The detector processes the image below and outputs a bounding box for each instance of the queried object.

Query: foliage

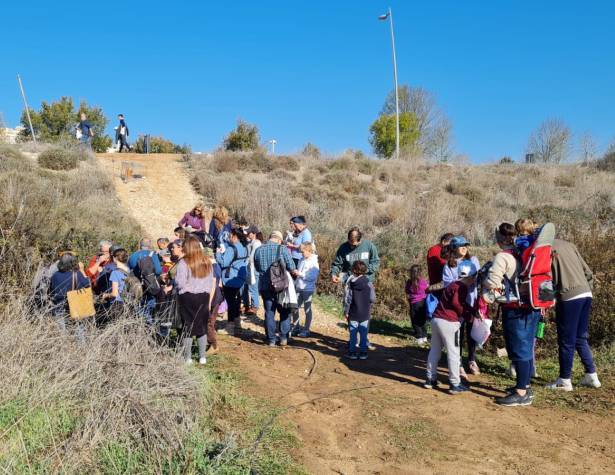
[92,134,113,153]
[133,134,191,154]
[37,147,79,170]
[526,118,572,163]
[596,151,615,172]
[369,112,420,159]
[499,156,514,164]
[18,97,111,148]
[223,119,260,151]
[301,142,321,158]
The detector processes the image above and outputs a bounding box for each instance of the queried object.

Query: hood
[349,275,369,291]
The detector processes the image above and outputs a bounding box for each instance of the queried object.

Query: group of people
[406,219,601,407]
[36,204,601,407]
[76,112,131,152]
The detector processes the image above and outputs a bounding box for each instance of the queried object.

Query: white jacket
[295,254,320,293]
[247,239,262,285]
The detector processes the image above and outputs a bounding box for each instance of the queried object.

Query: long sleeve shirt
[295,254,320,293]
[330,240,380,283]
[433,281,471,323]
[254,241,296,292]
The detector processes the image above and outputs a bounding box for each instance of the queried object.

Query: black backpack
[269,245,289,293]
[135,251,160,295]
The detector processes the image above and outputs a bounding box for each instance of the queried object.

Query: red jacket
[433,281,471,323]
[427,244,446,285]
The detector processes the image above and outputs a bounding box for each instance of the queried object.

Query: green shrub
[223,119,260,151]
[133,135,191,154]
[37,147,79,170]
[301,142,321,158]
[92,135,113,153]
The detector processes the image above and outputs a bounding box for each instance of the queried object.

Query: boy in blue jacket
[343,261,376,360]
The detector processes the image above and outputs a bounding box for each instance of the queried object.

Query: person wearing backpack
[102,248,132,321]
[483,223,540,407]
[254,231,297,347]
[242,226,262,315]
[49,253,90,331]
[128,238,162,324]
[546,239,601,391]
[215,228,248,336]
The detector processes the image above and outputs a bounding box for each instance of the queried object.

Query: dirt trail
[101,153,614,474]
[97,153,200,240]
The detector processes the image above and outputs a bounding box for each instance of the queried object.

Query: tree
[223,120,260,151]
[380,85,453,160]
[526,119,572,164]
[301,142,321,158]
[499,156,514,164]
[133,135,191,154]
[18,97,111,152]
[578,133,598,164]
[369,112,420,159]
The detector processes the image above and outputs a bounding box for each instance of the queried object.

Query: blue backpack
[426,293,439,320]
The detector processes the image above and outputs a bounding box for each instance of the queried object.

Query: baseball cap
[449,236,470,250]
[246,225,259,234]
[290,216,306,224]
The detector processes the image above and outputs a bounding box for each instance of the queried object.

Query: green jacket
[551,239,593,301]
[331,239,380,283]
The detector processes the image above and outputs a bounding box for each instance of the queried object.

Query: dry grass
[189,152,615,345]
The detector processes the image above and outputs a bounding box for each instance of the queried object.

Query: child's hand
[344,314,349,321]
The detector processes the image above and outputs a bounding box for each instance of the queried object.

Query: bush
[92,135,113,153]
[133,135,190,154]
[38,147,79,170]
[596,152,615,172]
[499,156,514,164]
[301,142,321,158]
[223,120,260,151]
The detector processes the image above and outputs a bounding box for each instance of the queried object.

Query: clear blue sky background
[1,1,614,161]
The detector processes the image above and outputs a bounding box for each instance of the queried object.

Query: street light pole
[16,74,37,145]
[380,7,400,160]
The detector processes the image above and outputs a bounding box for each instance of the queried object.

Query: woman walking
[175,236,215,365]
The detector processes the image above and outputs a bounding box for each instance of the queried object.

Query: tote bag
[67,273,96,320]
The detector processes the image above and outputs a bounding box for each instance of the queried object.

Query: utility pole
[17,74,36,145]
[268,139,277,155]
[379,8,400,160]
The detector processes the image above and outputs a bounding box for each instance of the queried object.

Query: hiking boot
[449,383,470,394]
[496,391,533,407]
[206,345,219,356]
[579,372,601,388]
[198,357,207,365]
[359,352,368,360]
[545,378,573,392]
[344,352,358,360]
[468,361,480,375]
[424,378,438,389]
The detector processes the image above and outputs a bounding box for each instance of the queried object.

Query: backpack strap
[71,272,76,291]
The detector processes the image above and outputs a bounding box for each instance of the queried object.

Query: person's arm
[151,253,162,275]
[330,246,344,278]
[77,272,91,289]
[303,261,320,284]
[216,247,233,268]
[442,265,455,288]
[343,285,352,317]
[483,253,511,290]
[282,247,296,271]
[575,247,594,290]
[369,282,376,305]
[253,248,264,274]
[178,213,188,227]
[174,262,187,292]
[127,252,138,271]
[450,286,466,317]
[368,243,380,276]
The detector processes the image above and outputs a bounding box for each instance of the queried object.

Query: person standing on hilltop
[116,114,131,152]
[77,112,93,149]
[545,238,601,391]
[331,227,380,350]
[426,233,454,286]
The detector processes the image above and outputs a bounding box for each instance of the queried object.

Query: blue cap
[458,261,477,278]
[449,236,470,250]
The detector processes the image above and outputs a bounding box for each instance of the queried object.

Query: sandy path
[101,152,614,474]
[96,153,201,240]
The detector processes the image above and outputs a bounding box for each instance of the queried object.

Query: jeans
[348,320,369,353]
[242,277,260,309]
[426,318,461,386]
[293,290,314,332]
[119,134,130,152]
[459,319,477,363]
[502,307,540,389]
[556,297,596,378]
[261,291,291,343]
[80,135,92,149]
[222,286,241,322]
[140,295,157,325]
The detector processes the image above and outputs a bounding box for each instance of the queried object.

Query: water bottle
[536,316,545,339]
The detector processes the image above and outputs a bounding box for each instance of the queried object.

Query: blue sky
[1,1,614,161]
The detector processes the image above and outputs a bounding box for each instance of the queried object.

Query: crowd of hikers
[34,203,601,407]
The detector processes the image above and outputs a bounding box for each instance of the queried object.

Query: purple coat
[178,212,204,231]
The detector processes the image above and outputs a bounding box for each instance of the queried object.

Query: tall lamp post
[379,8,399,160]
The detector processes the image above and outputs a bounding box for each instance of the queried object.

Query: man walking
[254,231,297,347]
[117,114,131,152]
[77,112,93,149]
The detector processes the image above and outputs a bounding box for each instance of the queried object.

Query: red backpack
[500,223,556,310]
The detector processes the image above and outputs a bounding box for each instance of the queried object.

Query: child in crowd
[514,218,538,252]
[344,261,376,360]
[405,265,428,345]
[425,262,476,394]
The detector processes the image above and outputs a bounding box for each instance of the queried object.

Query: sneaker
[505,387,534,400]
[344,352,359,360]
[545,378,573,392]
[298,330,310,338]
[579,372,601,388]
[198,357,207,365]
[496,391,533,406]
[367,342,376,351]
[416,337,428,346]
[359,352,368,360]
[449,383,470,394]
[279,338,288,347]
[423,378,438,389]
[468,361,480,375]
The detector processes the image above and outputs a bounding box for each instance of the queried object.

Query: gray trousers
[426,318,461,386]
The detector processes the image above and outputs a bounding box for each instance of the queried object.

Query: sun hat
[449,236,470,250]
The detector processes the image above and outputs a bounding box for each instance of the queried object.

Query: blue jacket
[216,242,248,288]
